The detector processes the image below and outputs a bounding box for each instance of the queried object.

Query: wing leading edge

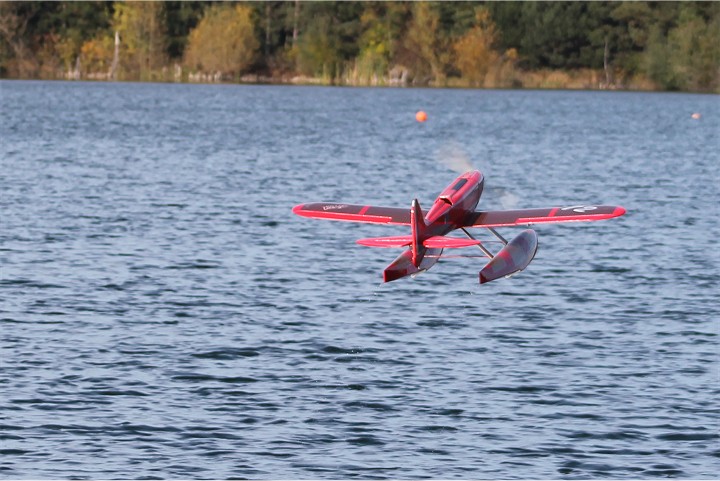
[464,205,625,228]
[293,203,626,228]
[292,203,410,225]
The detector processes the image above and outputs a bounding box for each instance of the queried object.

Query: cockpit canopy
[436,178,468,206]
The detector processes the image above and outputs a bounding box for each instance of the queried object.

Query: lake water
[1,80,718,479]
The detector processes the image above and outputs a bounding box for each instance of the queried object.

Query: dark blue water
[1,80,718,479]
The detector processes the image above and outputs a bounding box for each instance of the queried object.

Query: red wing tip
[292,204,306,215]
[613,206,626,217]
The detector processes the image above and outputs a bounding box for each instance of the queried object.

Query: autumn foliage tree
[79,35,114,76]
[184,4,257,78]
[453,8,499,87]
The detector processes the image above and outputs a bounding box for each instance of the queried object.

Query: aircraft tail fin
[411,199,427,267]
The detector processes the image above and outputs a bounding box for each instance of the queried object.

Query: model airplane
[292,170,625,284]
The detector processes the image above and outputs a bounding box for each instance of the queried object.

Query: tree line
[0,1,717,92]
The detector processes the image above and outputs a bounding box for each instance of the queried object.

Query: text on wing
[322,204,349,211]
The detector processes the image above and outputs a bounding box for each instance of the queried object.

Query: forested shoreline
[1,1,718,92]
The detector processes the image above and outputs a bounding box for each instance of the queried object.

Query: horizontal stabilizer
[423,237,481,248]
[357,236,482,249]
[357,236,413,247]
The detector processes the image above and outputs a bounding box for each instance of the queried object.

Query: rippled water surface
[1,80,718,479]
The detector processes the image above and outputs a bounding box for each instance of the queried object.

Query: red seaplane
[292,170,625,284]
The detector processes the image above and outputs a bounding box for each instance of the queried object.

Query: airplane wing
[464,205,625,228]
[292,203,410,225]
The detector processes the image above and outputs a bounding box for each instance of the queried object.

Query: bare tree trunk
[72,55,81,80]
[603,36,610,87]
[293,0,299,46]
[109,30,120,80]
[149,9,155,79]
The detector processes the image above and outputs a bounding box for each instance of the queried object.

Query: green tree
[518,2,601,70]
[486,2,525,53]
[609,1,654,73]
[643,25,675,89]
[404,2,450,85]
[353,3,400,80]
[296,13,338,78]
[363,1,409,66]
[294,1,362,79]
[164,1,206,60]
[643,2,720,92]
[665,4,720,91]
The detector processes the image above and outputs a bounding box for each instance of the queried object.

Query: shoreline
[2,76,715,95]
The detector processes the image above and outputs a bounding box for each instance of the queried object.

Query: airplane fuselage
[424,170,484,237]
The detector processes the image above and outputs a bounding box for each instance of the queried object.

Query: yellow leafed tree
[113,1,166,80]
[453,8,499,87]
[184,4,258,78]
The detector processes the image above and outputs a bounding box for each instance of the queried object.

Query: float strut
[461,228,494,259]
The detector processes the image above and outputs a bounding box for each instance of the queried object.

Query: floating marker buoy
[416,111,428,123]
[691,113,701,119]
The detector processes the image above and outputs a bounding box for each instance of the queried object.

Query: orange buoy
[691,112,701,119]
[415,110,428,123]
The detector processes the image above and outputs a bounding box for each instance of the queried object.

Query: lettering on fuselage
[560,205,598,213]
[322,204,349,211]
